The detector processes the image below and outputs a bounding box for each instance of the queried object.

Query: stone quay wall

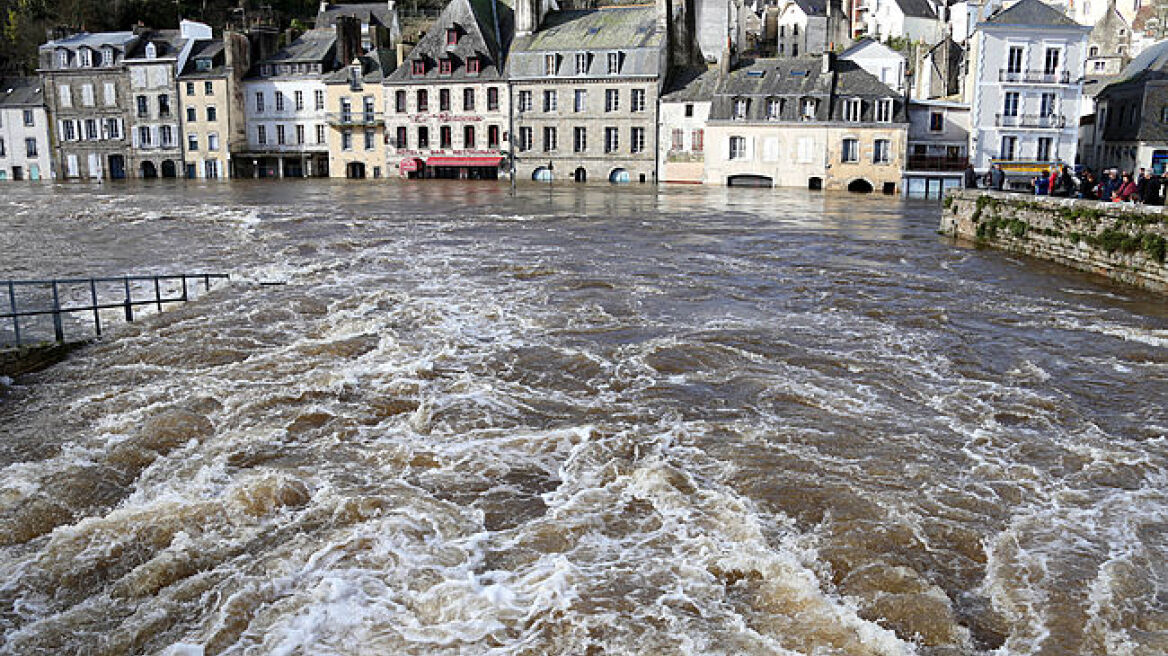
[940,190,1168,293]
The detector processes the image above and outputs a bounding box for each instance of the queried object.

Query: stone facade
[125,30,194,179]
[1085,39,1168,174]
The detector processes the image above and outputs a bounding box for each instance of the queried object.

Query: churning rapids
[0,181,1166,656]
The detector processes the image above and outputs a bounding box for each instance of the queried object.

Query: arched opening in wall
[140,161,158,178]
[532,166,553,182]
[161,160,177,178]
[609,168,630,183]
[808,176,823,190]
[882,182,896,195]
[727,174,773,187]
[574,167,587,183]
[847,178,874,193]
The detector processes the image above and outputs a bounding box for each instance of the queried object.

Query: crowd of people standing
[962,163,1165,205]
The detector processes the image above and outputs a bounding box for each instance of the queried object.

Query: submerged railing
[1,273,229,347]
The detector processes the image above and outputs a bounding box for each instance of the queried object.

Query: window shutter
[131,127,139,148]
[723,135,731,160]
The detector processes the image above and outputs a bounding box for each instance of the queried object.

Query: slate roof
[266,29,338,65]
[708,56,906,122]
[385,0,511,83]
[1096,39,1168,141]
[178,40,226,79]
[316,2,397,29]
[661,66,718,102]
[894,0,936,20]
[124,30,188,60]
[41,31,137,52]
[0,78,44,107]
[984,0,1081,27]
[507,6,665,79]
[325,47,397,83]
[840,37,905,61]
[791,0,827,17]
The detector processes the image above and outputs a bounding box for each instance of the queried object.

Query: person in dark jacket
[1099,170,1121,200]
[990,164,1006,191]
[964,164,979,189]
[1051,165,1075,197]
[1078,169,1096,199]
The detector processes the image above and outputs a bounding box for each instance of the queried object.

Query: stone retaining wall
[940,190,1168,293]
[0,343,84,379]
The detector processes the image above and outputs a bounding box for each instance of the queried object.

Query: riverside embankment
[941,189,1168,292]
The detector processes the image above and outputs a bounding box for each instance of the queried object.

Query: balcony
[906,155,967,171]
[326,112,384,127]
[998,69,1071,84]
[996,113,1066,128]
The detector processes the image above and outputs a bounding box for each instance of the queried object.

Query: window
[25,138,36,157]
[467,57,481,75]
[418,89,429,111]
[255,92,265,112]
[1040,92,1056,116]
[136,95,148,117]
[341,97,352,120]
[488,125,499,148]
[187,107,197,122]
[102,47,113,66]
[575,52,589,74]
[1001,135,1016,160]
[1007,46,1024,74]
[487,87,499,110]
[80,84,94,107]
[396,126,408,148]
[188,133,199,150]
[544,53,558,75]
[605,127,619,153]
[440,125,452,148]
[873,139,890,163]
[802,98,817,120]
[843,98,861,122]
[1044,48,1060,75]
[518,126,532,151]
[104,118,121,139]
[295,90,304,110]
[685,103,694,118]
[1037,137,1052,161]
[1003,92,1019,117]
[464,125,475,148]
[543,126,557,151]
[363,96,375,118]
[296,124,305,144]
[277,125,286,145]
[207,106,217,121]
[607,52,621,74]
[574,89,587,112]
[205,81,213,95]
[440,88,451,111]
[733,97,748,119]
[929,112,943,131]
[692,129,703,152]
[57,50,68,68]
[464,88,475,111]
[729,135,746,159]
[104,82,117,106]
[396,90,407,113]
[440,58,452,76]
[766,98,782,120]
[412,59,426,75]
[605,89,619,112]
[630,127,644,153]
[22,110,32,126]
[257,125,266,145]
[1089,45,1099,57]
[543,89,557,112]
[519,90,532,112]
[875,99,892,123]
[574,126,587,153]
[447,28,459,45]
[0,138,5,157]
[316,124,326,144]
[842,138,858,162]
[275,91,285,112]
[186,82,195,95]
[631,89,645,112]
[158,94,170,117]
[1094,61,1106,72]
[365,130,375,150]
[85,119,97,140]
[138,125,152,146]
[342,130,352,150]
[62,121,75,140]
[315,90,325,110]
[672,128,683,150]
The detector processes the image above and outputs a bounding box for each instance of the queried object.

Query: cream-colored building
[178,33,250,178]
[703,54,907,192]
[659,68,715,184]
[326,51,393,178]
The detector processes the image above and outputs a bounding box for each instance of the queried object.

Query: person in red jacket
[1113,172,1139,202]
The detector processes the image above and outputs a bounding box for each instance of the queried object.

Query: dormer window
[57,50,69,68]
[196,58,212,72]
[575,52,589,74]
[802,98,817,120]
[607,51,621,75]
[439,58,452,76]
[79,48,91,67]
[467,57,481,75]
[766,97,783,120]
[876,98,892,122]
[412,59,425,76]
[732,97,749,119]
[145,42,157,59]
[446,28,459,45]
[544,53,559,75]
[843,98,861,122]
[349,65,362,89]
[262,65,273,76]
[102,46,114,66]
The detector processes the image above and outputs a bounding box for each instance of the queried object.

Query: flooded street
[0,180,1166,655]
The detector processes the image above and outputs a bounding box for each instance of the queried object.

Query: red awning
[400,158,423,172]
[426,156,503,168]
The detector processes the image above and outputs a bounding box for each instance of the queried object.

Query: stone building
[902,98,969,197]
[1087,0,1133,79]
[383,0,512,180]
[839,37,905,93]
[177,32,252,179]
[124,23,209,179]
[1085,39,1168,174]
[38,31,140,179]
[316,0,403,52]
[965,0,1089,185]
[775,0,851,58]
[855,0,943,44]
[659,67,715,183]
[703,53,908,191]
[508,2,667,184]
[0,78,51,181]
[326,48,395,179]
[911,36,963,100]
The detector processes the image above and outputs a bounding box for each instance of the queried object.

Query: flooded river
[0,181,1166,655]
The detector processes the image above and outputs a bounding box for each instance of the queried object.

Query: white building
[839,37,906,93]
[0,79,50,180]
[902,98,969,197]
[966,0,1090,184]
[775,0,851,57]
[659,68,716,184]
[858,0,943,44]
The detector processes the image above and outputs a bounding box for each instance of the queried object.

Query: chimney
[320,1,330,15]
[720,36,732,75]
[821,50,834,74]
[335,15,362,66]
[388,0,396,11]
[516,0,536,36]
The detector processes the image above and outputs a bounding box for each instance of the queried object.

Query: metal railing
[1,273,228,347]
[995,113,1066,128]
[999,69,1071,84]
[326,112,384,127]
[906,155,969,171]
